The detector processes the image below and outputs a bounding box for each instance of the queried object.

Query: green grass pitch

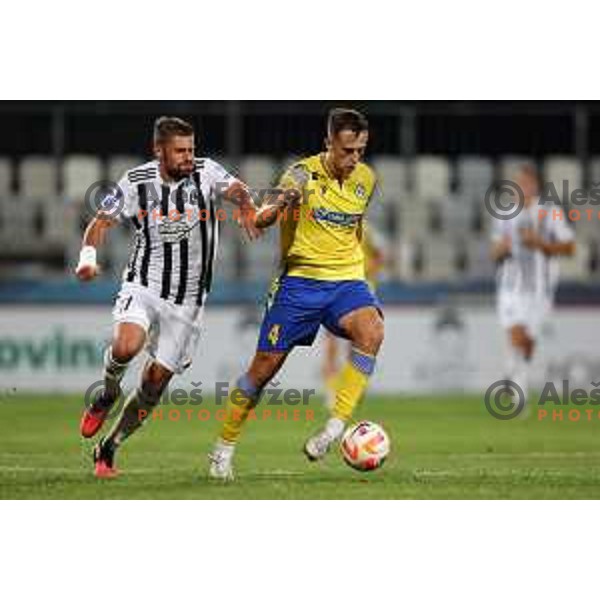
[1,393,600,499]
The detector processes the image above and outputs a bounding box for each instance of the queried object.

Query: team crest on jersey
[268,324,281,346]
[355,183,366,199]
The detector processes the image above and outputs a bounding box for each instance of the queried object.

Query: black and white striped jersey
[115,158,237,306]
[491,202,574,297]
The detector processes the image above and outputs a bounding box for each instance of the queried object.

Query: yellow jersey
[277,153,377,281]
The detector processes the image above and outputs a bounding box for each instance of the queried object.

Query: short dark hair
[153,116,194,145]
[327,108,368,138]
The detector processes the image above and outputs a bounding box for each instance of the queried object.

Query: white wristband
[78,245,97,268]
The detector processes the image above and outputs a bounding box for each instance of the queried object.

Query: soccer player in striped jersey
[208,108,384,480]
[76,116,259,478]
[491,165,575,407]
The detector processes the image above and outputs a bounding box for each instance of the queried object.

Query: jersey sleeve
[204,159,239,197]
[99,175,138,223]
[278,163,310,191]
[365,165,379,205]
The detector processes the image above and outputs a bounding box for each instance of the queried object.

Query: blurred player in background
[491,165,575,405]
[322,223,386,407]
[209,108,384,480]
[76,116,258,478]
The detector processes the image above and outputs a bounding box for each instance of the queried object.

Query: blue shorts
[257,275,382,352]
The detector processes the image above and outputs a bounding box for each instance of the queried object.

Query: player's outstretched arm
[221,180,261,240]
[540,239,576,257]
[520,228,576,257]
[254,188,302,229]
[75,216,117,281]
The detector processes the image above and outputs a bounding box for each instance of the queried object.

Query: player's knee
[510,326,530,352]
[112,339,140,363]
[354,318,384,355]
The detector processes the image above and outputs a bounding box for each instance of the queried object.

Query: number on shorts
[118,294,133,313]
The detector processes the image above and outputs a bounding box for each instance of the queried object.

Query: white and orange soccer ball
[340,421,390,472]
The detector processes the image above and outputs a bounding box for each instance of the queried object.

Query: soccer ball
[340,421,390,471]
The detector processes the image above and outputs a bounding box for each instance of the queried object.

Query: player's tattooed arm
[75,216,118,281]
[254,164,307,229]
[255,187,302,229]
[221,180,261,240]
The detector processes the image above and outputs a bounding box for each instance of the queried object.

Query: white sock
[508,347,530,403]
[325,417,345,440]
[215,438,236,458]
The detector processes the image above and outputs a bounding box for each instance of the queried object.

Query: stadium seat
[19,155,58,198]
[543,156,582,202]
[560,239,590,281]
[420,237,457,281]
[589,157,600,189]
[0,197,66,259]
[436,194,477,235]
[466,237,495,279]
[392,237,420,281]
[0,198,21,251]
[413,156,451,199]
[63,155,103,199]
[240,156,277,190]
[498,155,536,182]
[568,202,596,240]
[456,156,494,199]
[372,156,409,199]
[397,198,432,237]
[107,155,143,184]
[0,157,12,197]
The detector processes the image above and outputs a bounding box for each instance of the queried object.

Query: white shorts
[497,291,552,337]
[112,282,204,374]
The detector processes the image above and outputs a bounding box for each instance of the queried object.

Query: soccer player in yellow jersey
[208,108,384,480]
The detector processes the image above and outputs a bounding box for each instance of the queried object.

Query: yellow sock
[332,349,376,421]
[220,375,259,444]
[324,372,340,408]
[325,373,339,395]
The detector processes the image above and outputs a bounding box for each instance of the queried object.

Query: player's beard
[167,163,193,181]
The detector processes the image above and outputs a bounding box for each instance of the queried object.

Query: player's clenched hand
[75,263,99,281]
[237,204,262,240]
[75,246,99,281]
